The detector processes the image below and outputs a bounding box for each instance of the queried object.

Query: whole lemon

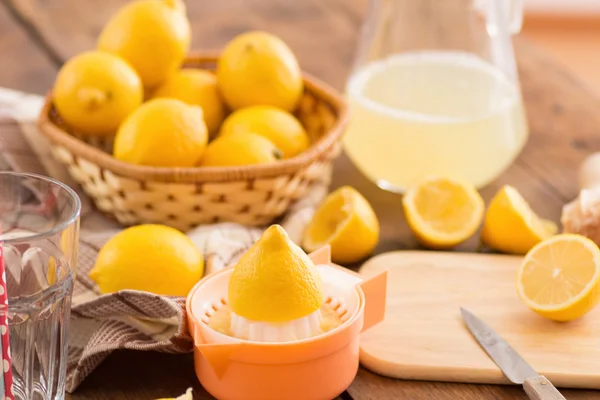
[152,69,225,135]
[98,0,191,88]
[201,132,281,167]
[89,224,204,296]
[220,106,309,158]
[217,31,303,111]
[53,51,143,136]
[113,98,208,167]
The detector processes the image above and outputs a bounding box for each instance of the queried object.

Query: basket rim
[37,54,348,184]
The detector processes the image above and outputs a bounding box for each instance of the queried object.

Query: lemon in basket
[220,106,309,158]
[152,69,225,135]
[303,186,379,264]
[89,225,204,297]
[98,0,191,88]
[217,31,303,111]
[229,225,323,323]
[201,132,282,167]
[53,51,143,136]
[113,98,208,167]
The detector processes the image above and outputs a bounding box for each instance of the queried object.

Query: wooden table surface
[1,0,600,398]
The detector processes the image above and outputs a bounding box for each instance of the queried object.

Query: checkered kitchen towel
[0,88,329,392]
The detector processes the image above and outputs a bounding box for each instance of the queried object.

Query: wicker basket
[37,54,348,230]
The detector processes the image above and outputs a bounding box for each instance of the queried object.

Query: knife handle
[523,376,566,400]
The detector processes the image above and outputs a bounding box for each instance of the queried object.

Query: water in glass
[0,172,80,400]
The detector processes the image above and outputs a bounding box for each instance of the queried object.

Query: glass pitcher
[344,0,527,192]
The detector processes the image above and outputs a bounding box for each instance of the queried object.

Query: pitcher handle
[475,0,523,35]
[508,0,524,34]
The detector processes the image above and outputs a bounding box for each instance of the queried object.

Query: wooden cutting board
[358,251,600,389]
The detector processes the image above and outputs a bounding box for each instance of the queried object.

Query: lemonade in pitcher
[344,51,528,191]
[345,0,527,192]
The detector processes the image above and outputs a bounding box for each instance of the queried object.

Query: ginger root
[579,152,600,190]
[562,152,600,244]
[562,187,600,244]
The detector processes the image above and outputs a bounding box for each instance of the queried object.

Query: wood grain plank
[0,1,56,94]
[64,351,212,400]
[3,0,600,399]
[514,39,600,204]
[3,0,369,90]
[348,369,599,400]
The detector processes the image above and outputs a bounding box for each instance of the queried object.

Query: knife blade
[460,307,536,383]
[460,308,566,400]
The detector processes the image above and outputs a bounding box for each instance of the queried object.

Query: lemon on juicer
[217,31,304,111]
[98,0,191,88]
[220,105,310,158]
[201,132,281,167]
[53,51,143,136]
[113,98,208,167]
[219,225,338,342]
[152,69,225,135]
[229,225,323,323]
[89,224,204,297]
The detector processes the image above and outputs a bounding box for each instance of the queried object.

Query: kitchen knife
[460,308,566,400]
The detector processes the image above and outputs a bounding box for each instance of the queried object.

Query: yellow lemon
[228,225,323,323]
[220,106,309,158]
[217,31,303,111]
[303,186,379,264]
[518,234,600,321]
[53,51,143,136]
[402,177,484,249]
[152,69,225,135]
[113,98,208,167]
[156,388,192,400]
[201,132,281,167]
[482,185,556,254]
[98,0,191,88]
[89,224,204,296]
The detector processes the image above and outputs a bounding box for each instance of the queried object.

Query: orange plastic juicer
[186,245,387,400]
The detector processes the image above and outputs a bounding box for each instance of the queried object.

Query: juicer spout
[308,245,387,332]
[308,245,332,265]
[196,342,243,379]
[189,319,243,379]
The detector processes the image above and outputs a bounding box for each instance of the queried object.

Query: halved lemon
[517,234,600,322]
[482,185,556,254]
[303,186,379,264]
[402,177,484,249]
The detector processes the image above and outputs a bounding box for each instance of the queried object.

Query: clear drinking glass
[0,172,80,400]
[345,0,527,192]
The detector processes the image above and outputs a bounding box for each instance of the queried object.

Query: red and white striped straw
[0,227,14,400]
